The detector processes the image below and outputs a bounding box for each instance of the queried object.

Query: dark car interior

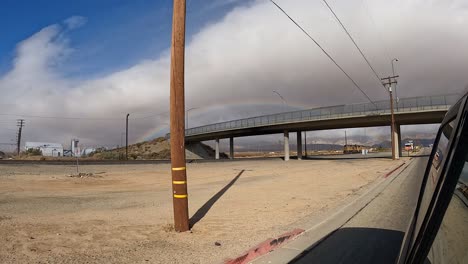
[398,92,468,264]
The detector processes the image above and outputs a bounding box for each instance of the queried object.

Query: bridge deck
[185,94,458,142]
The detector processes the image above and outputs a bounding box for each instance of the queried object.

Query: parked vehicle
[405,141,414,151]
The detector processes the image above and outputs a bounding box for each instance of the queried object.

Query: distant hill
[403,138,435,147]
[237,143,344,152]
[372,138,435,149]
[89,137,227,160]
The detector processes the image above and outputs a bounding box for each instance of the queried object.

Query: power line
[362,0,393,63]
[0,113,121,120]
[131,111,170,119]
[321,0,386,93]
[0,111,169,121]
[269,0,377,108]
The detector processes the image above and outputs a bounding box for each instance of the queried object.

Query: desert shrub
[25,148,42,156]
[100,152,120,160]
[148,149,171,159]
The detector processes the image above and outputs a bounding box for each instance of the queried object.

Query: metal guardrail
[186,94,459,136]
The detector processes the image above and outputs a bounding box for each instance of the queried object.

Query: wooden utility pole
[169,0,189,232]
[16,119,25,156]
[382,75,399,160]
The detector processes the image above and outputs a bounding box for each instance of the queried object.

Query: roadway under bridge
[184,94,459,161]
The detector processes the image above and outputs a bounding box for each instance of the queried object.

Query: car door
[397,92,468,264]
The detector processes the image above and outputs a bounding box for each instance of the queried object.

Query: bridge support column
[284,130,290,161]
[229,137,234,159]
[215,138,220,160]
[297,131,302,160]
[393,125,400,159]
[396,124,402,157]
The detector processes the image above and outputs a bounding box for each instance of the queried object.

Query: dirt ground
[0,158,401,263]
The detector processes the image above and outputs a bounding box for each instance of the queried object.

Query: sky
[0,0,467,151]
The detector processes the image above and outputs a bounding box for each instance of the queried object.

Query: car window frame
[399,93,468,264]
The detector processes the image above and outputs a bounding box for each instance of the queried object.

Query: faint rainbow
[136,99,310,142]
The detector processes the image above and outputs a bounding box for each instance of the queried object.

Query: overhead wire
[321,0,387,93]
[362,0,393,63]
[268,0,378,109]
[0,111,169,121]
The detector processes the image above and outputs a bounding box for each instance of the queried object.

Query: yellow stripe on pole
[172,167,186,171]
[174,194,188,199]
[173,180,186,184]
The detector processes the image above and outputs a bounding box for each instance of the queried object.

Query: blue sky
[0,0,466,148]
[0,0,245,77]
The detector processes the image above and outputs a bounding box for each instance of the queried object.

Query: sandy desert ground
[0,158,402,263]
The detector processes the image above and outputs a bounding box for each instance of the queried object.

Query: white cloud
[0,1,467,148]
[64,16,87,30]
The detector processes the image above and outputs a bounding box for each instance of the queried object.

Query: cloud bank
[0,0,467,149]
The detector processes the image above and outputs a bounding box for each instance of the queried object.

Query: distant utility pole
[16,119,25,156]
[126,113,129,160]
[170,0,189,232]
[344,130,347,146]
[381,75,399,160]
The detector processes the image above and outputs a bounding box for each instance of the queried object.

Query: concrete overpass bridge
[184,94,459,160]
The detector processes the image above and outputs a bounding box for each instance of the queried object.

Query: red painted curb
[224,228,305,264]
[384,162,406,178]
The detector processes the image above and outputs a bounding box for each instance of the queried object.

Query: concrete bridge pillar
[297,131,302,160]
[284,130,290,161]
[229,137,234,159]
[215,138,220,160]
[396,124,402,157]
[393,125,400,159]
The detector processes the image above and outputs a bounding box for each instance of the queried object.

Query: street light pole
[170,0,189,232]
[391,58,399,109]
[186,107,198,129]
[126,114,129,160]
[273,90,287,112]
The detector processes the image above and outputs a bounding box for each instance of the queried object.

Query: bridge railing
[186,94,459,136]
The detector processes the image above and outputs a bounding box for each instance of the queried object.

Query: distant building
[81,148,96,156]
[71,139,81,157]
[24,142,64,157]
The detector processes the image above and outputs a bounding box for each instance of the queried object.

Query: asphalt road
[291,154,429,264]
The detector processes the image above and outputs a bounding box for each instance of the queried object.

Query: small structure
[71,139,81,157]
[0,151,5,159]
[81,148,96,156]
[25,142,64,157]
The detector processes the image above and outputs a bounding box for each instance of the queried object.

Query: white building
[81,148,96,156]
[71,139,81,157]
[25,142,64,157]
